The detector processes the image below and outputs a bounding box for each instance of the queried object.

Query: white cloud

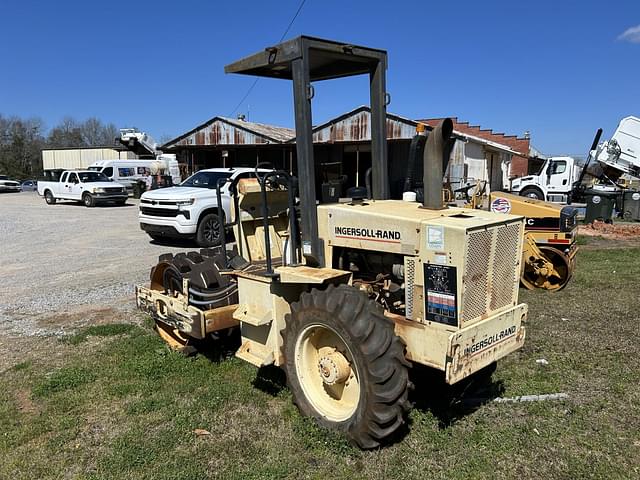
[618,25,640,43]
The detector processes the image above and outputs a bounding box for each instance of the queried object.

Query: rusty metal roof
[162,116,294,149]
[305,106,419,144]
[219,117,294,143]
[163,106,521,156]
[309,107,522,155]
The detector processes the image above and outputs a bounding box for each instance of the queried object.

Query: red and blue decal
[491,197,512,214]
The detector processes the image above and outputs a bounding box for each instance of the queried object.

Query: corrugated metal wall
[173,121,277,146]
[42,149,137,170]
[312,110,416,143]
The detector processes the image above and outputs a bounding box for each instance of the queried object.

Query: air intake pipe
[422,118,454,210]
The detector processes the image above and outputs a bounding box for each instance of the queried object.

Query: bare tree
[47,116,84,148]
[0,114,122,178]
[79,118,118,146]
[0,115,46,178]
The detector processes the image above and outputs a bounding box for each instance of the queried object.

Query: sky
[0,0,638,155]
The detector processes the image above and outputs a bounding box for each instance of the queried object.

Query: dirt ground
[578,221,640,249]
[0,192,194,371]
[580,220,640,238]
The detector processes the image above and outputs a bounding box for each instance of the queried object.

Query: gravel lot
[0,192,194,338]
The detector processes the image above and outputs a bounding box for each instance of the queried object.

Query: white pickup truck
[139,167,264,246]
[37,170,128,207]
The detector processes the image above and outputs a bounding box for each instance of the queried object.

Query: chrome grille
[462,221,521,324]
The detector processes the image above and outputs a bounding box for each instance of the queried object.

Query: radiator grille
[461,222,521,324]
[405,257,416,319]
[491,224,521,310]
[140,207,180,217]
[462,230,492,322]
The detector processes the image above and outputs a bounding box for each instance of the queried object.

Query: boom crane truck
[136,36,528,448]
[511,116,640,217]
[119,128,180,180]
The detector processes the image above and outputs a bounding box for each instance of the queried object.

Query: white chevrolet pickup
[139,167,264,246]
[37,170,128,207]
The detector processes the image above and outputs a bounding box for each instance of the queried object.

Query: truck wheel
[82,193,95,207]
[196,213,222,247]
[519,187,544,200]
[44,190,56,205]
[283,284,411,449]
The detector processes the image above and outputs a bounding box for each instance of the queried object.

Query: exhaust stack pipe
[422,118,453,210]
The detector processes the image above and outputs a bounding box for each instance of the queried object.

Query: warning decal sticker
[427,226,444,250]
[424,264,457,326]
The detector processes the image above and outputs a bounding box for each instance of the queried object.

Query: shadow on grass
[409,362,505,429]
[195,328,242,363]
[252,365,287,396]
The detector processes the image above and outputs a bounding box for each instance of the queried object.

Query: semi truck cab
[510,156,579,202]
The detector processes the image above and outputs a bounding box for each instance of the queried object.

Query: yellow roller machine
[135,36,528,448]
[488,192,578,291]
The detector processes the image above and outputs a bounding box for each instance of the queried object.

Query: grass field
[1,242,639,479]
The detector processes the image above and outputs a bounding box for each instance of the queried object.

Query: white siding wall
[463,141,487,183]
[42,148,138,170]
[445,140,512,193]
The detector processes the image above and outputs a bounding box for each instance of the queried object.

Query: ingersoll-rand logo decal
[334,226,401,244]
[464,325,516,356]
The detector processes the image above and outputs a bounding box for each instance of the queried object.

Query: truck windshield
[179,171,231,189]
[78,172,109,182]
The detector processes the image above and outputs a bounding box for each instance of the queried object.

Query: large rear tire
[283,284,411,449]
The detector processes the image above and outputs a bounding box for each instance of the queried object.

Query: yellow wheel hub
[318,349,351,386]
[295,324,360,422]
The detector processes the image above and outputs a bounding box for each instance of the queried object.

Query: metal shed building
[307,106,522,197]
[162,116,295,173]
[162,107,523,197]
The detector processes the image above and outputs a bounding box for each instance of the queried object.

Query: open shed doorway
[342,145,372,191]
[486,150,506,192]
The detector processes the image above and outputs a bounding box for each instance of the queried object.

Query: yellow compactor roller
[459,181,577,290]
[136,37,529,448]
[488,192,577,291]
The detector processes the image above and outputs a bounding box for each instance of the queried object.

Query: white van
[88,158,181,190]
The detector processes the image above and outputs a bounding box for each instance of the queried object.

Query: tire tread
[283,283,410,449]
